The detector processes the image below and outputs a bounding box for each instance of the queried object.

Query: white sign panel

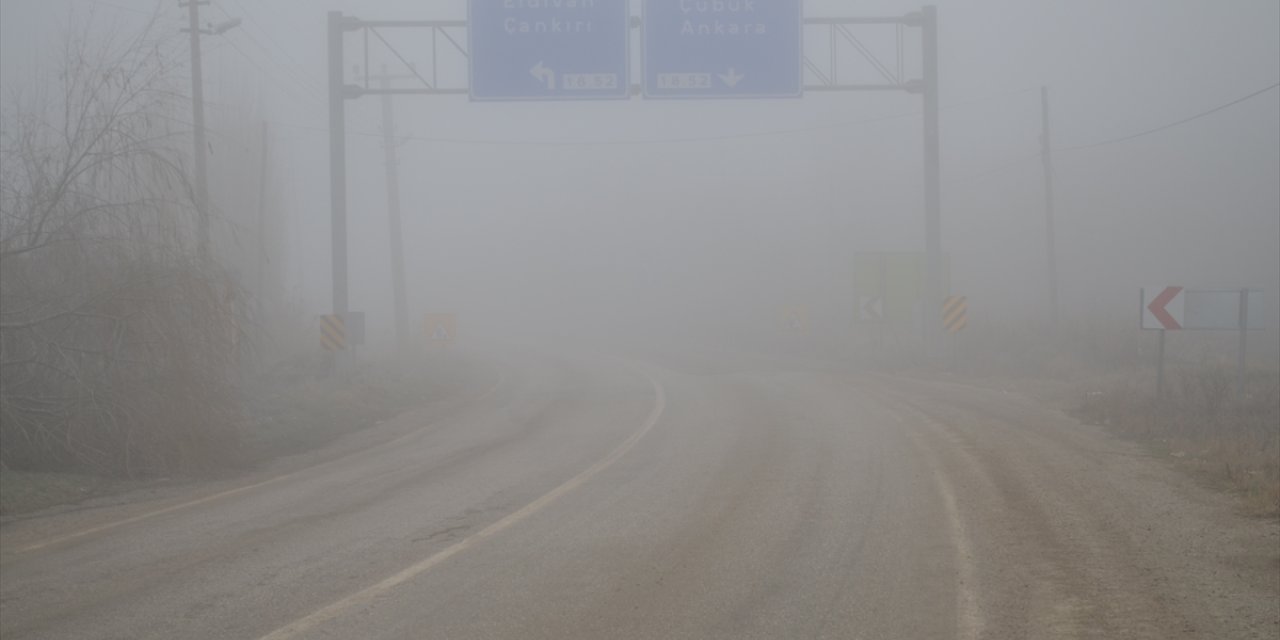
[1141,287,1265,330]
[1183,289,1265,330]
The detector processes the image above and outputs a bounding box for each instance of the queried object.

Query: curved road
[1,350,1277,639]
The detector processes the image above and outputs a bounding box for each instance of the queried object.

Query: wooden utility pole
[256,120,270,316]
[184,0,210,262]
[182,1,239,262]
[1040,85,1060,326]
[362,65,412,352]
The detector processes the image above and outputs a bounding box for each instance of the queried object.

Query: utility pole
[184,0,210,262]
[256,120,269,317]
[1040,85,1060,327]
[181,2,239,263]
[364,64,412,352]
[921,6,943,351]
[328,11,350,324]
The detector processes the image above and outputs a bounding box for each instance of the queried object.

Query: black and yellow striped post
[942,296,967,370]
[319,314,346,351]
[942,296,968,334]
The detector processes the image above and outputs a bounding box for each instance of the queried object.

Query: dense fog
[3,0,1277,360]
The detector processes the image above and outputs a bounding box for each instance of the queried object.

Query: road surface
[2,349,1277,639]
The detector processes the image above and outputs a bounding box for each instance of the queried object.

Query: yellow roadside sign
[424,313,457,345]
[854,252,951,326]
[781,305,808,335]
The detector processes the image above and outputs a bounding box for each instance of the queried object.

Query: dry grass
[924,318,1280,517]
[1075,367,1280,517]
[1,19,247,478]
[236,352,490,467]
[0,353,487,515]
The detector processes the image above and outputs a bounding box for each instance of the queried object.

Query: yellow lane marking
[16,368,509,554]
[257,368,667,640]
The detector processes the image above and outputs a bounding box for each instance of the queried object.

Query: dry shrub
[1078,368,1280,516]
[1,17,245,477]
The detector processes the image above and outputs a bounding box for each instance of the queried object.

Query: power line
[226,0,321,80]
[950,81,1280,185]
[269,110,923,147]
[67,0,160,17]
[221,0,326,97]
[235,29,325,97]
[208,3,324,103]
[950,151,1042,186]
[219,35,320,107]
[262,86,1038,147]
[1057,81,1279,152]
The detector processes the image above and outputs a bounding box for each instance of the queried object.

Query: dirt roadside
[899,365,1280,517]
[869,374,1280,639]
[0,350,498,521]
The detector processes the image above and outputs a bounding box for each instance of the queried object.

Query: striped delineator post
[319,314,346,351]
[941,295,967,370]
[942,296,968,334]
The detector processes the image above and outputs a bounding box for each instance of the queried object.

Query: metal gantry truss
[332,12,926,98]
[327,7,943,348]
[803,14,922,93]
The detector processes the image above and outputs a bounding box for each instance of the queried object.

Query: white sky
[3,0,1278,348]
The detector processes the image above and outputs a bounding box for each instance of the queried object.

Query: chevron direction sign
[858,296,884,322]
[319,312,365,350]
[1142,287,1265,331]
[319,314,346,351]
[942,295,967,334]
[1141,286,1184,330]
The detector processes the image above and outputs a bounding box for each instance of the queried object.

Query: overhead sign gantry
[326,3,945,350]
[641,0,803,99]
[468,0,630,101]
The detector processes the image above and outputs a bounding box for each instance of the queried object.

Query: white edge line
[256,367,665,640]
[873,389,984,640]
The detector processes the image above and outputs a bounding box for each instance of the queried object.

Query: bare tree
[1,16,245,476]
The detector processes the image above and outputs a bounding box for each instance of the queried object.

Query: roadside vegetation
[0,21,244,482]
[946,320,1280,517]
[1074,367,1280,516]
[0,352,485,516]
[236,352,489,467]
[0,17,468,517]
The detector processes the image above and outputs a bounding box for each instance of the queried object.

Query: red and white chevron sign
[1141,286,1184,330]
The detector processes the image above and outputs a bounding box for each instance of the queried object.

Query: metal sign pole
[921,6,943,355]
[878,253,887,351]
[1156,328,1166,400]
[950,331,958,372]
[376,67,411,353]
[323,7,942,361]
[1237,288,1248,397]
[1040,85,1060,328]
[328,11,350,326]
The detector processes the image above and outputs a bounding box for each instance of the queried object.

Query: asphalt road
[2,350,1277,639]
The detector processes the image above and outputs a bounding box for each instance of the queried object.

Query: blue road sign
[468,0,630,101]
[642,0,803,99]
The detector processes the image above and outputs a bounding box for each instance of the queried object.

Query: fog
[3,0,1277,361]
[3,3,1280,634]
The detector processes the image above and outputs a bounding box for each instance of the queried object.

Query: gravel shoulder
[869,374,1280,639]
